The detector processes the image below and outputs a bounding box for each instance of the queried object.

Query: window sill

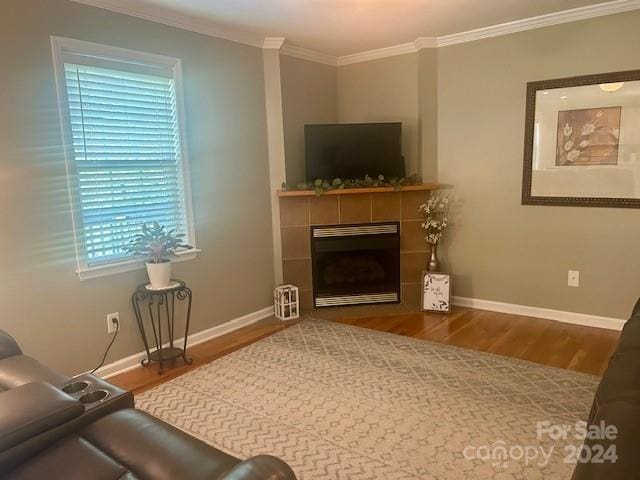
[76,249,202,281]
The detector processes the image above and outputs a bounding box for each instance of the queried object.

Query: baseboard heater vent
[313,224,399,238]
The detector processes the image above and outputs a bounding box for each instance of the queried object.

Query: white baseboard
[96,305,275,379]
[452,296,626,331]
[94,298,623,378]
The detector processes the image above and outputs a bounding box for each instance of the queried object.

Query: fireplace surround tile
[281,226,311,259]
[299,289,314,311]
[372,192,401,221]
[401,252,426,284]
[401,283,420,308]
[339,193,372,224]
[283,258,312,290]
[280,197,309,227]
[400,220,428,252]
[310,196,339,225]
[401,190,430,220]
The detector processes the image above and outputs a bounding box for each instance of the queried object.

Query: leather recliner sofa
[571,299,640,479]
[0,331,297,480]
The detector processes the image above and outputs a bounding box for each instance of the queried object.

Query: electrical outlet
[568,270,580,288]
[106,312,119,334]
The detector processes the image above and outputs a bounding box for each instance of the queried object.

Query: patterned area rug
[137,318,599,479]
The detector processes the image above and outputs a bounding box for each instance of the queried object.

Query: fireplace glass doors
[311,223,400,307]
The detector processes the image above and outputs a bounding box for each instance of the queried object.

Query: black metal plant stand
[132,279,193,374]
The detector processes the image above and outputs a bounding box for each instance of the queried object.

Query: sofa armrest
[217,455,297,480]
[0,382,84,452]
[0,330,22,360]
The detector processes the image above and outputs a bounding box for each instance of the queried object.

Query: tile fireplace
[278,184,438,310]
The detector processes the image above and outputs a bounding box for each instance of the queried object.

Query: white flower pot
[146,261,172,289]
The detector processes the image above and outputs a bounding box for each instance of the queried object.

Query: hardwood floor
[108,305,620,394]
[328,307,620,376]
[109,317,293,395]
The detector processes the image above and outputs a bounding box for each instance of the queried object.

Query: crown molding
[263,37,286,49]
[72,0,640,67]
[70,0,264,48]
[436,0,640,47]
[280,43,338,66]
[336,0,640,65]
[414,37,439,49]
[337,42,417,66]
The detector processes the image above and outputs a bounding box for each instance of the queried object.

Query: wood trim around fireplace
[277,183,440,197]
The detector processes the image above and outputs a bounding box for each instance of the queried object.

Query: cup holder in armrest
[62,381,91,395]
[79,389,110,405]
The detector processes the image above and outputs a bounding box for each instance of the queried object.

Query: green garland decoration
[281,174,422,196]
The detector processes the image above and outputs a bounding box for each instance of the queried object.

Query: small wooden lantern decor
[274,284,300,321]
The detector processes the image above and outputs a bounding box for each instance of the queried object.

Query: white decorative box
[274,284,300,321]
[421,272,451,313]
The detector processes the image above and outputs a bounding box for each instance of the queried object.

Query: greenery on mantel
[281,174,422,196]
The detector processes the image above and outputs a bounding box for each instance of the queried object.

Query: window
[51,37,197,279]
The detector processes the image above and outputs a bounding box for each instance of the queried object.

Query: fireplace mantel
[277,183,440,197]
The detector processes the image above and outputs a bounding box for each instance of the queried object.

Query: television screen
[304,122,404,182]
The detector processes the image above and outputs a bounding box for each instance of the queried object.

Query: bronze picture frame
[522,69,640,208]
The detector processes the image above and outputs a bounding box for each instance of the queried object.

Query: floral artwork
[555,106,621,166]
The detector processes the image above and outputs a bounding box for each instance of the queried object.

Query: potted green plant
[124,222,189,289]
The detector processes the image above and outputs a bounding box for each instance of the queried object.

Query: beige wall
[418,49,438,182]
[437,11,640,319]
[338,53,421,177]
[281,53,423,184]
[0,0,274,374]
[281,55,338,184]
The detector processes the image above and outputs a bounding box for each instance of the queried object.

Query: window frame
[51,36,198,280]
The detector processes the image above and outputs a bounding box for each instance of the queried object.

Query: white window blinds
[63,62,189,267]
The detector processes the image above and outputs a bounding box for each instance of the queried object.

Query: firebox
[310,222,400,308]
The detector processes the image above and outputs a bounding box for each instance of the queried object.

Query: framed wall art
[422,271,450,313]
[522,69,640,208]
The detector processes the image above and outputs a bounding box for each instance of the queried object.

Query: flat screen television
[304,122,404,181]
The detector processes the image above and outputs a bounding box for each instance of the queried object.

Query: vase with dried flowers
[418,194,449,272]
